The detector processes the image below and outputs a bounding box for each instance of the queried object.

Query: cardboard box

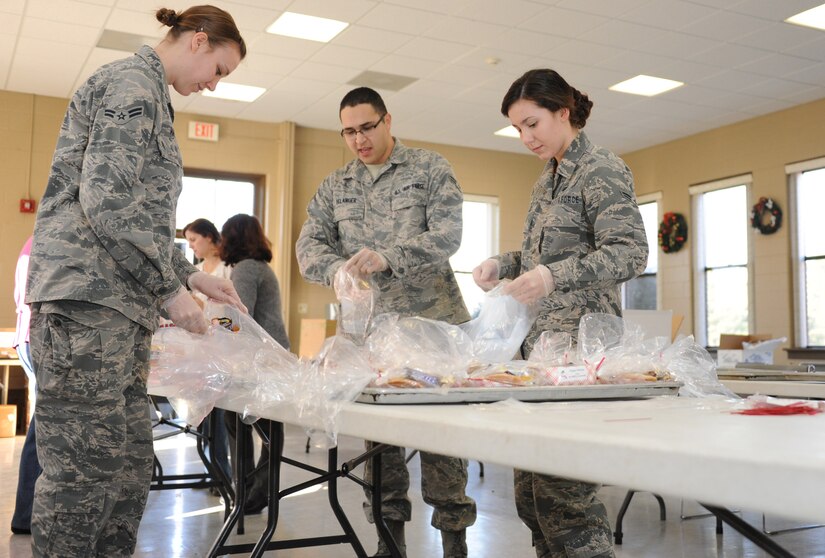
[298,319,337,358]
[0,404,17,438]
[717,334,775,367]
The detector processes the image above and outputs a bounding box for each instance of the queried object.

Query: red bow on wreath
[658,212,688,253]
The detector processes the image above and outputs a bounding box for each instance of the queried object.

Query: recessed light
[609,75,683,97]
[786,4,825,31]
[202,83,265,102]
[494,126,520,138]
[266,12,348,43]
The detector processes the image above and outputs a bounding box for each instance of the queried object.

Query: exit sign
[188,121,219,142]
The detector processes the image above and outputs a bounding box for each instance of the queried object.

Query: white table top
[171,387,825,525]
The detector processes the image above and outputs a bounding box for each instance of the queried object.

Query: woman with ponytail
[26,6,246,556]
[472,69,649,558]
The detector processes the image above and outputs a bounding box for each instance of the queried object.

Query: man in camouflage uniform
[26,41,243,557]
[477,128,648,557]
[296,87,476,558]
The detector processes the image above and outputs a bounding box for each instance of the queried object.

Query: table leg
[702,504,796,558]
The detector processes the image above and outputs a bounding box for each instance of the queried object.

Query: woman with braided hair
[26,6,246,556]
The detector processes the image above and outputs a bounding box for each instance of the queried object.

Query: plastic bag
[333,267,376,344]
[459,282,537,363]
[742,337,787,364]
[367,313,473,386]
[296,336,376,449]
[660,334,737,398]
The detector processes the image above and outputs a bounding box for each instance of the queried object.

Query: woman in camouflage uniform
[473,69,649,558]
[26,7,246,557]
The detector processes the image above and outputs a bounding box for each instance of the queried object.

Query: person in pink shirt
[11,236,41,535]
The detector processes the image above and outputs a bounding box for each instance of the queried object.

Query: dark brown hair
[220,214,272,265]
[156,5,246,59]
[340,87,387,117]
[501,69,593,129]
[182,218,220,244]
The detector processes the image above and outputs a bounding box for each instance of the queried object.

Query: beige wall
[623,96,825,357]
[5,87,825,361]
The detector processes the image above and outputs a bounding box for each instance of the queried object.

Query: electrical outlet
[297,303,308,315]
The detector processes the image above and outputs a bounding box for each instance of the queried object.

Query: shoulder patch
[103,105,144,124]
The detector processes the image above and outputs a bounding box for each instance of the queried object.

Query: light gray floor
[2,422,825,557]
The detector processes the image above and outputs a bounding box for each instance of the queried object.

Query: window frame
[451,193,500,315]
[689,173,754,347]
[787,156,825,348]
[623,191,662,310]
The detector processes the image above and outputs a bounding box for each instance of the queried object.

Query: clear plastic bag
[367,313,474,386]
[459,282,537,363]
[333,267,376,344]
[296,336,376,449]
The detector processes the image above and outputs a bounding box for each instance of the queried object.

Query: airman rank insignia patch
[103,105,144,123]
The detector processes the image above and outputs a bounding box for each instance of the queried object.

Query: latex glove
[188,271,248,314]
[343,248,388,276]
[164,287,209,334]
[472,259,501,291]
[503,265,555,304]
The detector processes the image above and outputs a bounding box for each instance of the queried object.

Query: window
[789,159,825,347]
[175,172,260,261]
[690,175,752,347]
[624,194,660,310]
[450,195,500,317]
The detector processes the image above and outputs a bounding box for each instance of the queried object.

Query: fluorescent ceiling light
[202,83,266,102]
[786,4,825,31]
[266,12,348,43]
[609,75,684,97]
[494,125,520,138]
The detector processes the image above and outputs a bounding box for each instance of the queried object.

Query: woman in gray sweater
[220,213,289,514]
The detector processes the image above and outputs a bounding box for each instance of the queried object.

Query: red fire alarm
[20,199,36,213]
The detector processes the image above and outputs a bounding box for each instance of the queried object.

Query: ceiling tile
[633,31,722,59]
[394,37,476,63]
[469,0,547,27]
[680,10,774,41]
[21,17,100,46]
[287,0,377,23]
[738,52,819,77]
[727,0,825,21]
[105,8,166,38]
[520,6,611,38]
[687,42,771,68]
[369,54,443,79]
[619,0,718,30]
[252,33,324,60]
[7,37,89,97]
[357,3,441,35]
[333,24,415,52]
[310,44,386,70]
[0,0,25,14]
[692,69,770,93]
[423,17,508,46]
[480,28,568,56]
[581,20,669,49]
[290,61,361,84]
[554,0,653,19]
[27,0,108,27]
[382,0,472,16]
[733,21,825,52]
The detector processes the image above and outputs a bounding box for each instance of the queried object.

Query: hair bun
[156,8,179,27]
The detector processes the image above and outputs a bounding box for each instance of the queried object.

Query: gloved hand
[343,248,388,276]
[164,287,209,334]
[503,265,555,304]
[188,271,248,313]
[472,259,501,291]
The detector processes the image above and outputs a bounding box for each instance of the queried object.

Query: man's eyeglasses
[340,114,386,139]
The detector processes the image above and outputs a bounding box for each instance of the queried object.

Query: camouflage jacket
[296,140,470,324]
[494,132,648,354]
[27,45,196,331]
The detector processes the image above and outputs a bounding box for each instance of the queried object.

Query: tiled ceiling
[3,0,825,155]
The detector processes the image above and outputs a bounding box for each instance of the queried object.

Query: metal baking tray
[717,367,825,382]
[357,381,682,405]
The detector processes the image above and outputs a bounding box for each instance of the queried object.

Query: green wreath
[658,212,688,253]
[750,197,782,235]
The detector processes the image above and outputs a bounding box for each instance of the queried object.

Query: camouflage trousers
[514,470,614,558]
[362,442,477,532]
[29,301,153,558]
